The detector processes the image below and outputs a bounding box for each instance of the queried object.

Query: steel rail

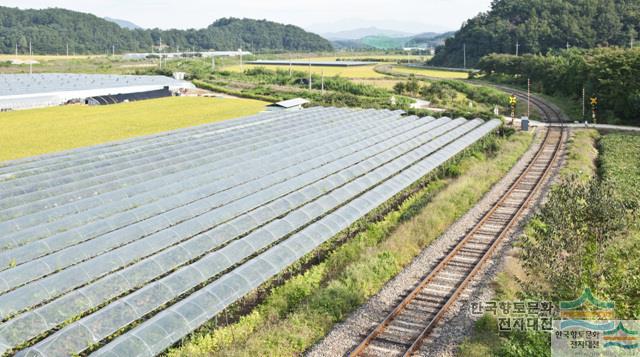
[350,96,565,357]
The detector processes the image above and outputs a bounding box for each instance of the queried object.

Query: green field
[599,133,640,203]
[350,79,402,90]
[0,96,267,163]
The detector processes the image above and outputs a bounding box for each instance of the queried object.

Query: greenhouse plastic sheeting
[1,107,500,357]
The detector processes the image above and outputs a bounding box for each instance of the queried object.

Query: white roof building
[0,74,195,111]
[267,98,310,111]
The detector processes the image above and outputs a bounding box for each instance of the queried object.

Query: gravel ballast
[307,128,568,357]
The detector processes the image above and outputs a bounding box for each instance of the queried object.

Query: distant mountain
[308,19,451,36]
[323,27,414,40]
[332,31,454,50]
[104,17,141,30]
[0,7,333,54]
[406,31,455,47]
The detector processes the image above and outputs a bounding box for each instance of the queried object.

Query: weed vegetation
[459,131,640,356]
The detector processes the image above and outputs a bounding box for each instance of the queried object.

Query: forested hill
[430,0,640,67]
[0,7,333,54]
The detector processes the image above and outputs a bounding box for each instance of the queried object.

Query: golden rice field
[0,96,267,163]
[392,66,470,79]
[223,64,387,78]
[297,55,430,62]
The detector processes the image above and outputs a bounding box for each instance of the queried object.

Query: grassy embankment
[0,96,266,163]
[166,129,535,356]
[459,129,640,356]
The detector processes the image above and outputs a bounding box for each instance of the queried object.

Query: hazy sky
[3,0,493,33]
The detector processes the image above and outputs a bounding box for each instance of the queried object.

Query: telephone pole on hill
[527,78,531,118]
[29,40,32,75]
[516,41,519,56]
[463,43,466,69]
[308,60,312,90]
[582,87,586,121]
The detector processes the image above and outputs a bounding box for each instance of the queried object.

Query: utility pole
[211,55,215,71]
[527,78,531,118]
[15,42,18,56]
[566,41,570,50]
[321,70,325,95]
[516,41,520,56]
[582,87,586,120]
[158,37,163,69]
[239,48,243,71]
[66,42,69,57]
[308,60,312,90]
[112,45,115,57]
[463,43,466,69]
[29,40,32,75]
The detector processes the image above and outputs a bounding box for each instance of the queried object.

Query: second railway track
[349,91,565,357]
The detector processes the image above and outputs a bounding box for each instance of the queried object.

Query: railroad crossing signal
[590,97,598,124]
[509,95,517,125]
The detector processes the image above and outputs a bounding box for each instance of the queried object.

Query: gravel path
[306,128,568,357]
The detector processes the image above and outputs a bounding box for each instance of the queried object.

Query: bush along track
[165,128,534,356]
[459,130,640,356]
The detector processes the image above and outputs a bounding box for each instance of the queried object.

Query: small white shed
[267,98,310,111]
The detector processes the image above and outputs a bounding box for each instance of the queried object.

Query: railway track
[493,85,566,124]
[349,92,565,357]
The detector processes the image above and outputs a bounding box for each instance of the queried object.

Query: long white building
[0,73,195,111]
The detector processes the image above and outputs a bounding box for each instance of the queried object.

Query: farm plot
[391,65,470,79]
[0,107,500,357]
[223,64,386,78]
[0,97,267,163]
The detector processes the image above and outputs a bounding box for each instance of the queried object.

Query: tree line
[430,0,640,68]
[0,7,333,55]
[477,48,640,125]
